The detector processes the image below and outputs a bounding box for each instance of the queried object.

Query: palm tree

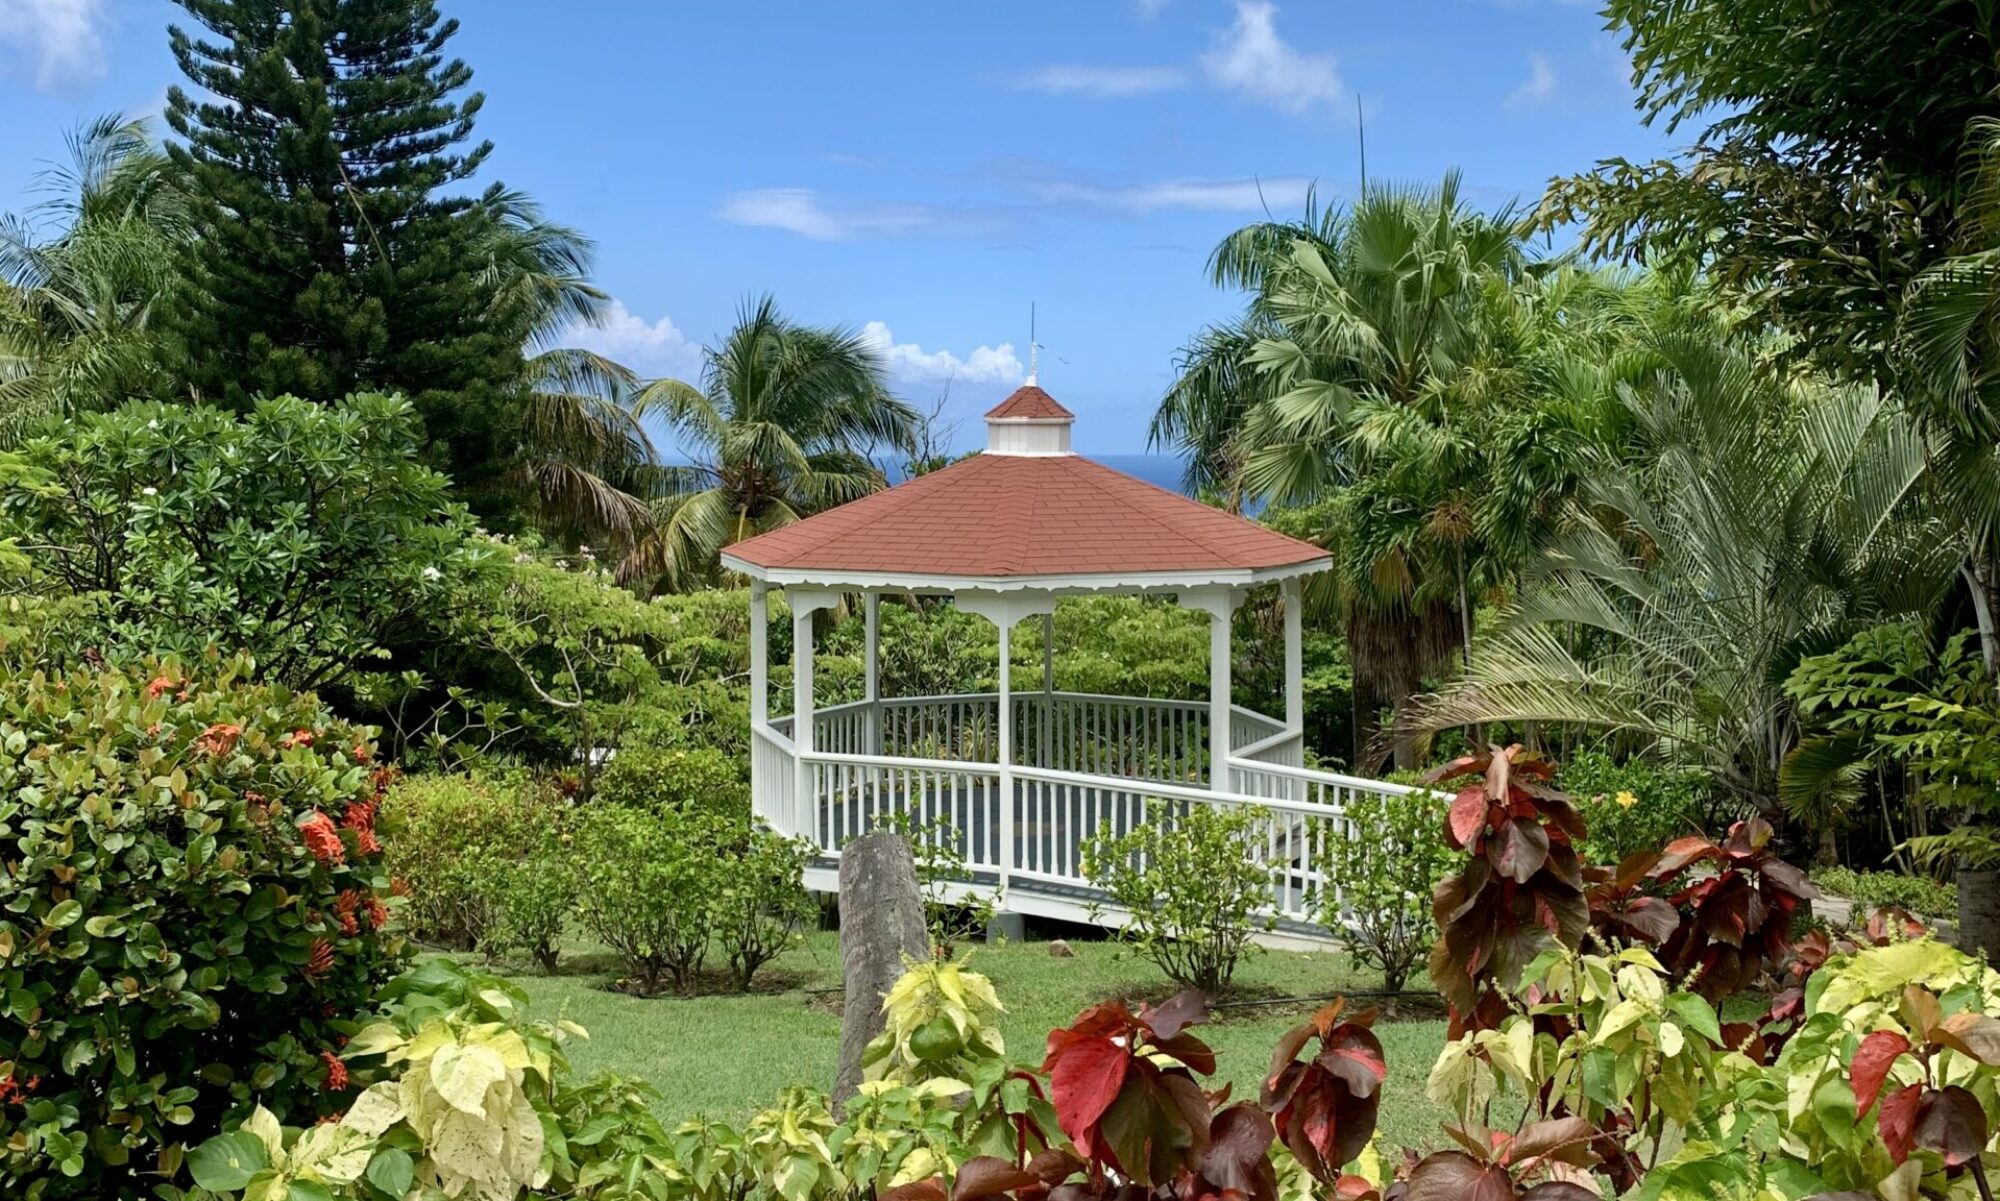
[619,296,919,591]
[470,190,661,542]
[1408,332,1952,814]
[1893,114,2000,672]
[1158,175,1600,765]
[0,116,186,433]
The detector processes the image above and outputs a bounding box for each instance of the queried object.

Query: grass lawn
[485,931,1455,1156]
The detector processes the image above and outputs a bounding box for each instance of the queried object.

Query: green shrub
[713,827,818,989]
[573,806,727,993]
[1323,788,1455,990]
[1084,802,1276,992]
[479,809,577,973]
[1555,749,1713,862]
[595,745,748,818]
[379,773,527,951]
[0,393,476,690]
[1813,865,1957,919]
[0,657,405,1198]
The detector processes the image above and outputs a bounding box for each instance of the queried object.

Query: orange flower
[352,742,370,764]
[145,675,173,698]
[299,812,345,867]
[304,937,335,981]
[196,722,243,756]
[281,729,316,750]
[331,890,363,936]
[319,1050,348,1092]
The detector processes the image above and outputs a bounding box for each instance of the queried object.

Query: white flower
[140,486,158,496]
[421,566,443,582]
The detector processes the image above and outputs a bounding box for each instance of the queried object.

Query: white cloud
[1136,0,1170,14]
[1036,175,1316,215]
[1506,52,1558,109]
[0,0,107,91]
[1200,0,1341,114]
[717,188,1003,241]
[564,300,702,376]
[859,321,1025,386]
[1013,64,1188,97]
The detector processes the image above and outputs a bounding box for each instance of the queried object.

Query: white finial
[1026,302,1039,386]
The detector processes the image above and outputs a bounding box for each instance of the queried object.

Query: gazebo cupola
[982,384,1074,457]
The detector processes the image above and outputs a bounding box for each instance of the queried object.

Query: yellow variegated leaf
[431,1043,509,1115]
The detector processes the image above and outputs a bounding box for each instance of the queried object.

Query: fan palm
[1409,332,1952,813]
[0,116,186,433]
[619,296,918,591]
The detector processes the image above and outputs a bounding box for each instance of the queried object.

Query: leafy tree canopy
[0,393,480,691]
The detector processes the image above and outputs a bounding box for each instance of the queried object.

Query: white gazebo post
[960,593,1055,890]
[863,592,881,754]
[1040,610,1055,770]
[1283,578,1304,740]
[790,588,837,837]
[749,581,769,820]
[1183,588,1243,790]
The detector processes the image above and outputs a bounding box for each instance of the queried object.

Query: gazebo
[722,382,1418,934]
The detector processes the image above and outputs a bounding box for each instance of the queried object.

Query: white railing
[1011,764,1360,924]
[801,750,1004,873]
[750,723,796,827]
[879,694,1000,761]
[1016,692,1210,784]
[750,691,1435,936]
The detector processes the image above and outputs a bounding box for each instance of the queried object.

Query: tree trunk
[831,832,931,1110]
[1964,555,2000,675]
[1959,866,2000,966]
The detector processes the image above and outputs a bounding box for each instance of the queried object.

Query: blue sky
[1,0,1681,454]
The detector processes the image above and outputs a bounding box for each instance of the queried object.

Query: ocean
[878,453,1192,494]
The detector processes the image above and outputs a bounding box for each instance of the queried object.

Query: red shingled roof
[985,385,1073,420]
[724,452,1327,579]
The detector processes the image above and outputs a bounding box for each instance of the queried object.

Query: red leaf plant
[1261,998,1387,1189]
[1404,1116,1601,1201]
[1846,984,2000,1185]
[1620,817,1817,1001]
[1424,745,1589,1032]
[1035,990,1281,1201]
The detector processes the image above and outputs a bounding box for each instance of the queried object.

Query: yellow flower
[1614,790,1639,810]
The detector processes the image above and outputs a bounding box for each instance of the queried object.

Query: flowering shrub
[0,657,404,1198]
[1555,748,1718,862]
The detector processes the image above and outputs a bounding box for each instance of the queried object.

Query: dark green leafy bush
[573,806,726,994]
[1323,787,1455,989]
[1084,802,1276,992]
[0,394,476,691]
[0,657,405,1198]
[594,745,747,818]
[1555,749,1713,862]
[712,827,817,989]
[1814,865,1957,919]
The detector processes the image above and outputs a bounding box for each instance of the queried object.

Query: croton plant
[180,742,2000,1201]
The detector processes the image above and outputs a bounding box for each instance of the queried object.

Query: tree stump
[1960,866,2000,966]
[832,832,930,1107]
